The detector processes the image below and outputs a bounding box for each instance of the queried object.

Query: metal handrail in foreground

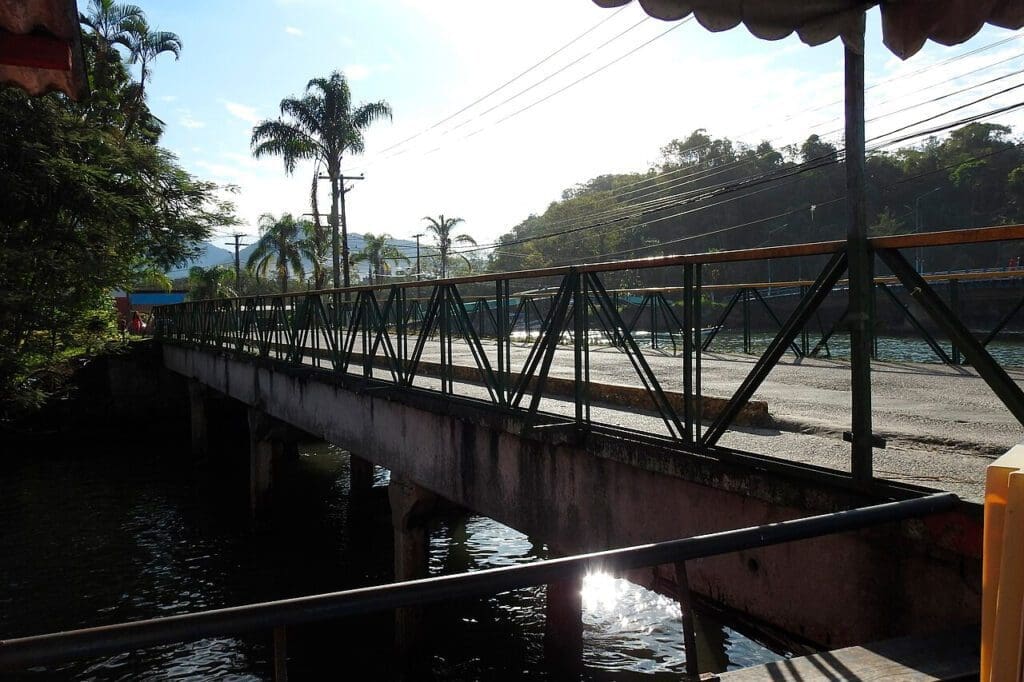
[0,492,959,674]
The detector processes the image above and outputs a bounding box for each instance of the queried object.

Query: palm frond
[352,100,393,130]
[251,120,317,174]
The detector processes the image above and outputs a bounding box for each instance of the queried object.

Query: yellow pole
[982,444,1024,681]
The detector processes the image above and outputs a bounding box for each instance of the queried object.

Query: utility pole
[914,187,941,273]
[320,172,365,290]
[412,233,424,279]
[224,233,250,286]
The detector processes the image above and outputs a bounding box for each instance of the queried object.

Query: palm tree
[251,71,392,290]
[79,0,143,123]
[422,215,477,279]
[353,233,410,284]
[247,213,307,293]
[121,17,181,135]
[79,0,143,61]
[187,265,236,301]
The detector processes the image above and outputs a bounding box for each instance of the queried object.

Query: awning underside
[593,0,1024,58]
[0,0,87,100]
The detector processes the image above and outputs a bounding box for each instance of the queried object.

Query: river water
[1,439,786,680]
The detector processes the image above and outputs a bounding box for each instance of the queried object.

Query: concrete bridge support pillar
[187,379,208,459]
[388,475,439,674]
[349,453,375,498]
[247,407,286,519]
[545,574,584,675]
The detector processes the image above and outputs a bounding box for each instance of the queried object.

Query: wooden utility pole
[412,233,424,279]
[223,233,250,285]
[322,172,365,290]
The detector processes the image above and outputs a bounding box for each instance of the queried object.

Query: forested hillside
[489,124,1024,280]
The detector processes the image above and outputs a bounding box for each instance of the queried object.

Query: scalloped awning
[592,0,1024,59]
[0,0,88,100]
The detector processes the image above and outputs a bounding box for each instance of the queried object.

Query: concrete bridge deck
[289,332,1021,501]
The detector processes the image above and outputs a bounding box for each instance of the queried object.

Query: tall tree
[0,89,235,410]
[251,71,391,290]
[422,215,476,279]
[79,0,142,62]
[78,0,143,125]
[122,18,182,135]
[353,233,409,284]
[247,213,307,293]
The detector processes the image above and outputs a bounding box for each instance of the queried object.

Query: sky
[134,1,1024,253]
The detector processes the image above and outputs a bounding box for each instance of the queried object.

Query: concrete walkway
[410,340,1022,501]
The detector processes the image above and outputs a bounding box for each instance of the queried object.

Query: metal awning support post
[674,561,700,681]
[845,15,874,484]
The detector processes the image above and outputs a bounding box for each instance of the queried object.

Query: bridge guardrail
[154,224,1024,487]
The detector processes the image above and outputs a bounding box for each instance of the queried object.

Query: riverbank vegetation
[0,1,236,417]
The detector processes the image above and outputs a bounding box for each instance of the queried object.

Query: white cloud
[222,100,260,124]
[285,26,303,36]
[177,109,205,129]
[345,64,371,81]
[160,95,178,102]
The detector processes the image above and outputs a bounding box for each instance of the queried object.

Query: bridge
[5,226,1023,677]
[154,225,1020,651]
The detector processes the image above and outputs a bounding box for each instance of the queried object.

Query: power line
[443,17,651,137]
[457,98,1024,259]
[349,17,689,172]
[475,62,1024,250]
[372,6,630,157]
[354,28,1022,176]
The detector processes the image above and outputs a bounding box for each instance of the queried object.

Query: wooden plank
[717,629,978,682]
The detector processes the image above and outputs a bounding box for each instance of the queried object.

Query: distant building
[112,290,187,319]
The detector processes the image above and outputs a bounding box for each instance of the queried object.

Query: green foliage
[187,265,236,300]
[422,215,476,279]
[0,2,236,414]
[353,233,409,284]
[486,124,1024,287]
[246,213,307,293]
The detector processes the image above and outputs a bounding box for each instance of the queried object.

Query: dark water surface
[1,439,786,679]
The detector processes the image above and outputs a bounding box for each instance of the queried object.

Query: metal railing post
[950,278,962,365]
[674,561,700,681]
[742,289,751,354]
[573,270,589,428]
[683,265,694,445]
[273,626,288,682]
[695,264,703,446]
[800,285,810,356]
